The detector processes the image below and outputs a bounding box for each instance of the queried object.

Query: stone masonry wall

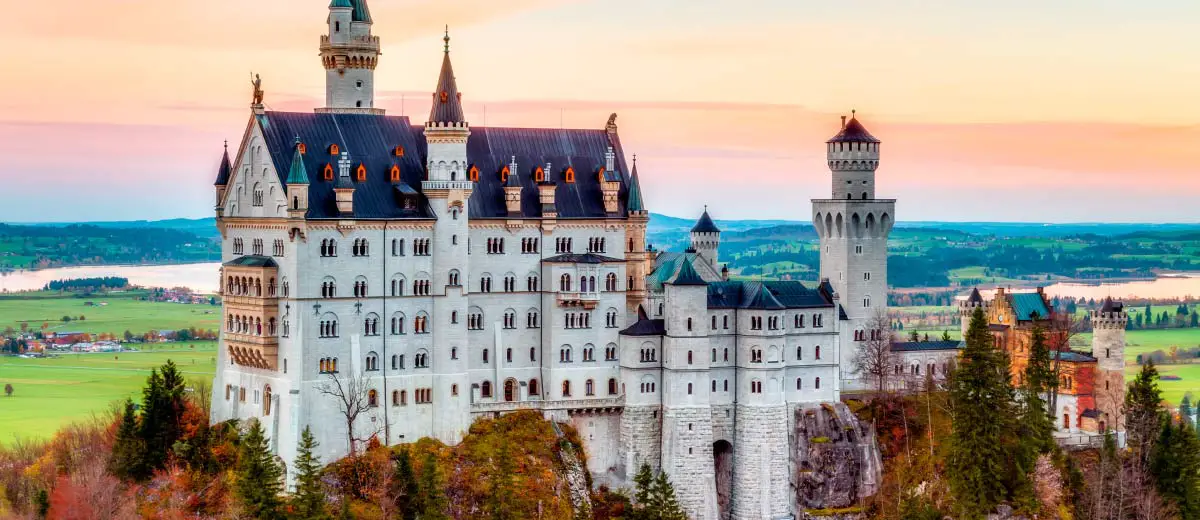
[619,405,662,479]
[733,405,790,520]
[663,407,717,520]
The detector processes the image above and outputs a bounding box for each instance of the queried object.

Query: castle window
[815,377,821,389]
[608,378,618,395]
[329,144,339,155]
[796,378,802,390]
[751,380,762,394]
[797,346,803,360]
[394,145,405,157]
[585,379,595,396]
[469,165,479,182]
[500,165,510,183]
[355,164,367,181]
[481,381,493,398]
[534,167,545,182]
[687,351,693,365]
[815,346,821,360]
[751,348,763,363]
[687,383,693,395]
[564,167,575,183]
[687,318,693,331]
[562,380,572,397]
[323,164,334,181]
[390,165,401,182]
[367,390,378,407]
[297,142,307,154]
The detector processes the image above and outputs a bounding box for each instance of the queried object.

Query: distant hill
[17,218,219,239]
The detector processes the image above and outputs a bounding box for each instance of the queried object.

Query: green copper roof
[330,0,370,22]
[286,138,309,185]
[627,161,645,212]
[1009,292,1050,321]
[330,0,352,7]
[669,257,708,286]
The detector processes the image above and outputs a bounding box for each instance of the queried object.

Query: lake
[2,264,1199,302]
[981,273,1200,302]
[0,263,221,294]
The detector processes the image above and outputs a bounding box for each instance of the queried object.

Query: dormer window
[564,167,575,183]
[500,165,510,183]
[534,167,545,183]
[440,91,449,103]
[390,165,401,182]
[329,144,340,156]
[323,164,334,181]
[596,167,605,182]
[394,146,405,157]
[297,142,307,154]
[468,165,479,182]
[356,164,367,181]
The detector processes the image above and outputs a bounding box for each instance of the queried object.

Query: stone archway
[504,378,517,402]
[713,440,733,520]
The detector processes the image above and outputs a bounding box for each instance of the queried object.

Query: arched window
[560,274,572,292]
[368,389,378,407]
[561,380,572,398]
[608,378,618,395]
[815,377,821,389]
[605,273,618,291]
[529,378,539,397]
[481,380,493,398]
[815,345,821,360]
[585,379,595,396]
[365,351,379,371]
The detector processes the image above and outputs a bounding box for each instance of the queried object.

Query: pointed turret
[286,138,310,218]
[691,209,720,234]
[690,206,721,271]
[827,111,879,144]
[429,27,465,125]
[214,142,232,211]
[214,142,232,187]
[626,156,646,214]
[669,259,708,286]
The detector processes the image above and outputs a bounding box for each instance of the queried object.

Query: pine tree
[633,463,654,508]
[416,451,448,520]
[236,419,284,520]
[1151,418,1200,519]
[941,330,953,342]
[138,361,187,473]
[1126,361,1165,457]
[390,448,418,520]
[947,307,1018,519]
[651,471,688,520]
[1182,395,1195,427]
[108,398,145,481]
[291,427,328,520]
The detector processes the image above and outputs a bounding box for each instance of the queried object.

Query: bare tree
[854,308,899,398]
[318,372,383,456]
[1047,310,1085,417]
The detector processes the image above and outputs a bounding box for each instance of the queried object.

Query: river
[2,264,1199,302]
[0,263,221,294]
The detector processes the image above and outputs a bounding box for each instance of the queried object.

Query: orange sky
[2,0,1197,222]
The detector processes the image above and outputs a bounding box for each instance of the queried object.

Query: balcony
[471,396,624,415]
[557,291,600,309]
[421,180,475,191]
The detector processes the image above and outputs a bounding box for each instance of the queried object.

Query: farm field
[1130,362,1200,406]
[0,342,217,446]
[0,291,220,336]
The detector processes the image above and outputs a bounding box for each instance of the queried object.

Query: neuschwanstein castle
[210,2,894,518]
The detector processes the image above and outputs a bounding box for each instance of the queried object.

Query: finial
[293,136,301,145]
[633,154,638,167]
[224,140,228,151]
[443,25,450,53]
[851,109,857,119]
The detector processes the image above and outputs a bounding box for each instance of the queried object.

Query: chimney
[504,156,522,217]
[840,115,847,129]
[333,151,355,216]
[538,161,556,217]
[601,147,620,215]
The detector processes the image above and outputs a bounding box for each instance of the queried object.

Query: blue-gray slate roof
[706,281,833,310]
[252,111,635,220]
[691,210,720,233]
[892,340,962,352]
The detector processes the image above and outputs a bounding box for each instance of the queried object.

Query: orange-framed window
[500,165,510,183]
[390,164,401,182]
[355,164,367,181]
[323,164,334,180]
[329,144,340,155]
[564,167,575,183]
[596,166,605,182]
[297,142,307,154]
[534,167,544,182]
[468,165,479,182]
[394,145,404,157]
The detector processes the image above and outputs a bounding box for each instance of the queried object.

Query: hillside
[0,223,219,271]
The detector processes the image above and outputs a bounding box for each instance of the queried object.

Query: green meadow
[0,342,217,446]
[0,291,221,336]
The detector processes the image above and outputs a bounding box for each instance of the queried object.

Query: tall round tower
[1091,297,1127,436]
[959,287,986,338]
[812,112,895,390]
[319,0,382,114]
[690,208,721,271]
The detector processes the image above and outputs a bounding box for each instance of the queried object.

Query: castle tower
[959,287,986,338]
[1091,297,1127,435]
[690,208,721,271]
[812,112,895,389]
[319,0,382,114]
[625,156,651,322]
[659,261,717,519]
[422,29,473,443]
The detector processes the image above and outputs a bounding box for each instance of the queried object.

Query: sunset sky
[2,0,1198,222]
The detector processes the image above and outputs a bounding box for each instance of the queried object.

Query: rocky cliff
[792,402,882,511]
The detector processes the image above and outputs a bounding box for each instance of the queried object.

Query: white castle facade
[210,3,891,518]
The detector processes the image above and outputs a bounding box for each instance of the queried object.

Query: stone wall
[663,406,717,520]
[732,405,790,520]
[619,405,662,479]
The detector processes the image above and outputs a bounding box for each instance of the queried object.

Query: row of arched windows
[352,238,369,257]
[560,378,618,398]
[225,275,277,297]
[226,314,276,336]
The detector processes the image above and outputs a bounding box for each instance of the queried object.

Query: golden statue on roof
[251,73,264,105]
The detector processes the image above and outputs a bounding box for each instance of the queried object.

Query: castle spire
[286,137,309,185]
[429,27,465,125]
[626,155,645,213]
[214,141,232,186]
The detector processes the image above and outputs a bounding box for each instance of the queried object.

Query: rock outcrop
[791,402,882,511]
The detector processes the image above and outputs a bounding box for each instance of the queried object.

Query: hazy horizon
[2,1,1197,222]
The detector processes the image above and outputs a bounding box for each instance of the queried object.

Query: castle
[209,2,891,518]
